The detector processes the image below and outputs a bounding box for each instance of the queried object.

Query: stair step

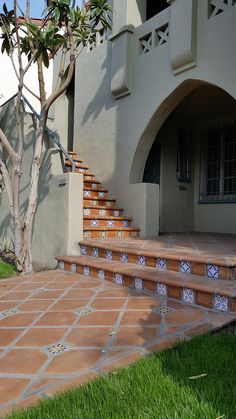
[84,180,102,188]
[83,188,108,199]
[83,229,140,239]
[83,207,124,217]
[66,161,89,169]
[83,198,117,207]
[84,217,132,228]
[65,158,83,164]
[56,255,236,314]
[79,240,236,281]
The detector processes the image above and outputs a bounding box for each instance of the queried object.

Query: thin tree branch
[0,128,17,161]
[0,158,14,216]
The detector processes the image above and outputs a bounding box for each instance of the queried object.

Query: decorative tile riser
[58,260,236,313]
[83,200,116,207]
[80,245,235,281]
[84,220,131,228]
[83,191,108,199]
[83,209,124,217]
[83,230,139,239]
[84,182,101,188]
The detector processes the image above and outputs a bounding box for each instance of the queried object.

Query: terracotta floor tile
[44,372,98,397]
[67,327,113,347]
[0,283,18,292]
[35,311,76,326]
[0,349,47,374]
[126,298,163,310]
[97,289,129,298]
[28,378,60,394]
[46,282,76,290]
[16,327,68,346]
[164,309,206,326]
[0,301,19,311]
[0,312,39,327]
[63,289,95,299]
[78,311,120,326]
[120,310,161,326]
[114,326,160,347]
[0,291,32,301]
[0,329,23,346]
[0,378,30,404]
[50,299,90,311]
[14,283,47,291]
[73,281,100,289]
[92,298,125,310]
[19,299,55,312]
[45,349,102,375]
[29,290,64,300]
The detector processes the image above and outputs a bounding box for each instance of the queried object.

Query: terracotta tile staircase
[58,152,236,316]
[65,151,140,239]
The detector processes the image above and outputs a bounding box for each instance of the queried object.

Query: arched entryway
[132,82,236,233]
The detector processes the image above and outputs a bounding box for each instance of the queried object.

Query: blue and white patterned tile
[84,190,91,197]
[92,183,97,189]
[92,248,99,258]
[45,342,70,356]
[106,250,113,260]
[120,253,128,263]
[156,283,167,296]
[98,269,105,281]
[91,220,99,228]
[156,258,167,270]
[134,278,143,290]
[183,288,195,304]
[107,220,114,227]
[80,246,87,256]
[84,208,90,216]
[98,192,105,198]
[70,263,77,273]
[137,255,146,266]
[122,220,129,227]
[207,264,219,279]
[83,266,90,277]
[99,209,106,216]
[58,261,64,270]
[0,308,20,319]
[114,211,120,217]
[214,294,228,312]
[180,261,191,274]
[75,306,95,317]
[114,273,123,285]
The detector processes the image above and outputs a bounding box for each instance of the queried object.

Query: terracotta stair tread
[84,187,108,192]
[84,216,132,221]
[84,180,101,185]
[56,255,236,298]
[83,227,140,231]
[79,239,236,268]
[83,205,123,209]
[66,162,89,169]
[83,197,116,202]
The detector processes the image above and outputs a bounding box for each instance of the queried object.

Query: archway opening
[141,84,236,233]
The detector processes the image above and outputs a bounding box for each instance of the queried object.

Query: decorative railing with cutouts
[208,0,236,19]
[137,9,169,56]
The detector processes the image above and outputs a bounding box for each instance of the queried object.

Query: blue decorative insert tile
[183,288,195,304]
[105,250,113,260]
[114,273,123,285]
[134,278,143,290]
[45,342,70,356]
[180,261,191,274]
[157,258,167,270]
[98,269,105,281]
[120,253,128,263]
[58,261,64,270]
[214,294,228,312]
[70,263,77,273]
[156,283,167,296]
[207,264,219,279]
[92,248,99,258]
[80,246,87,256]
[83,266,90,277]
[137,255,146,266]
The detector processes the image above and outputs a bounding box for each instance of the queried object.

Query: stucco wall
[0,99,83,269]
[61,0,236,235]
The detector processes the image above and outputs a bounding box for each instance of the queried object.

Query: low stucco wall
[0,99,83,270]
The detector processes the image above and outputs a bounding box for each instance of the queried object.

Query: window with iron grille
[199,123,236,202]
[176,129,191,183]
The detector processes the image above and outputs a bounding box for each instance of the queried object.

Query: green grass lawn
[9,330,236,419]
[0,261,17,279]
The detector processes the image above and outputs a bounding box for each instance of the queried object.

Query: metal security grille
[199,123,236,202]
[176,129,191,183]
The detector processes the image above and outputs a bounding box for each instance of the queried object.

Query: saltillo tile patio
[0,270,235,416]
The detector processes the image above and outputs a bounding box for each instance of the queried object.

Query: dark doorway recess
[146,0,169,21]
[143,138,161,184]
[66,73,75,151]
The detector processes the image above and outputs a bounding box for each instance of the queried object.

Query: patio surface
[0,269,235,416]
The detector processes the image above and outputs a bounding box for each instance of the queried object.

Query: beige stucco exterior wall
[71,0,236,236]
[0,99,83,269]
